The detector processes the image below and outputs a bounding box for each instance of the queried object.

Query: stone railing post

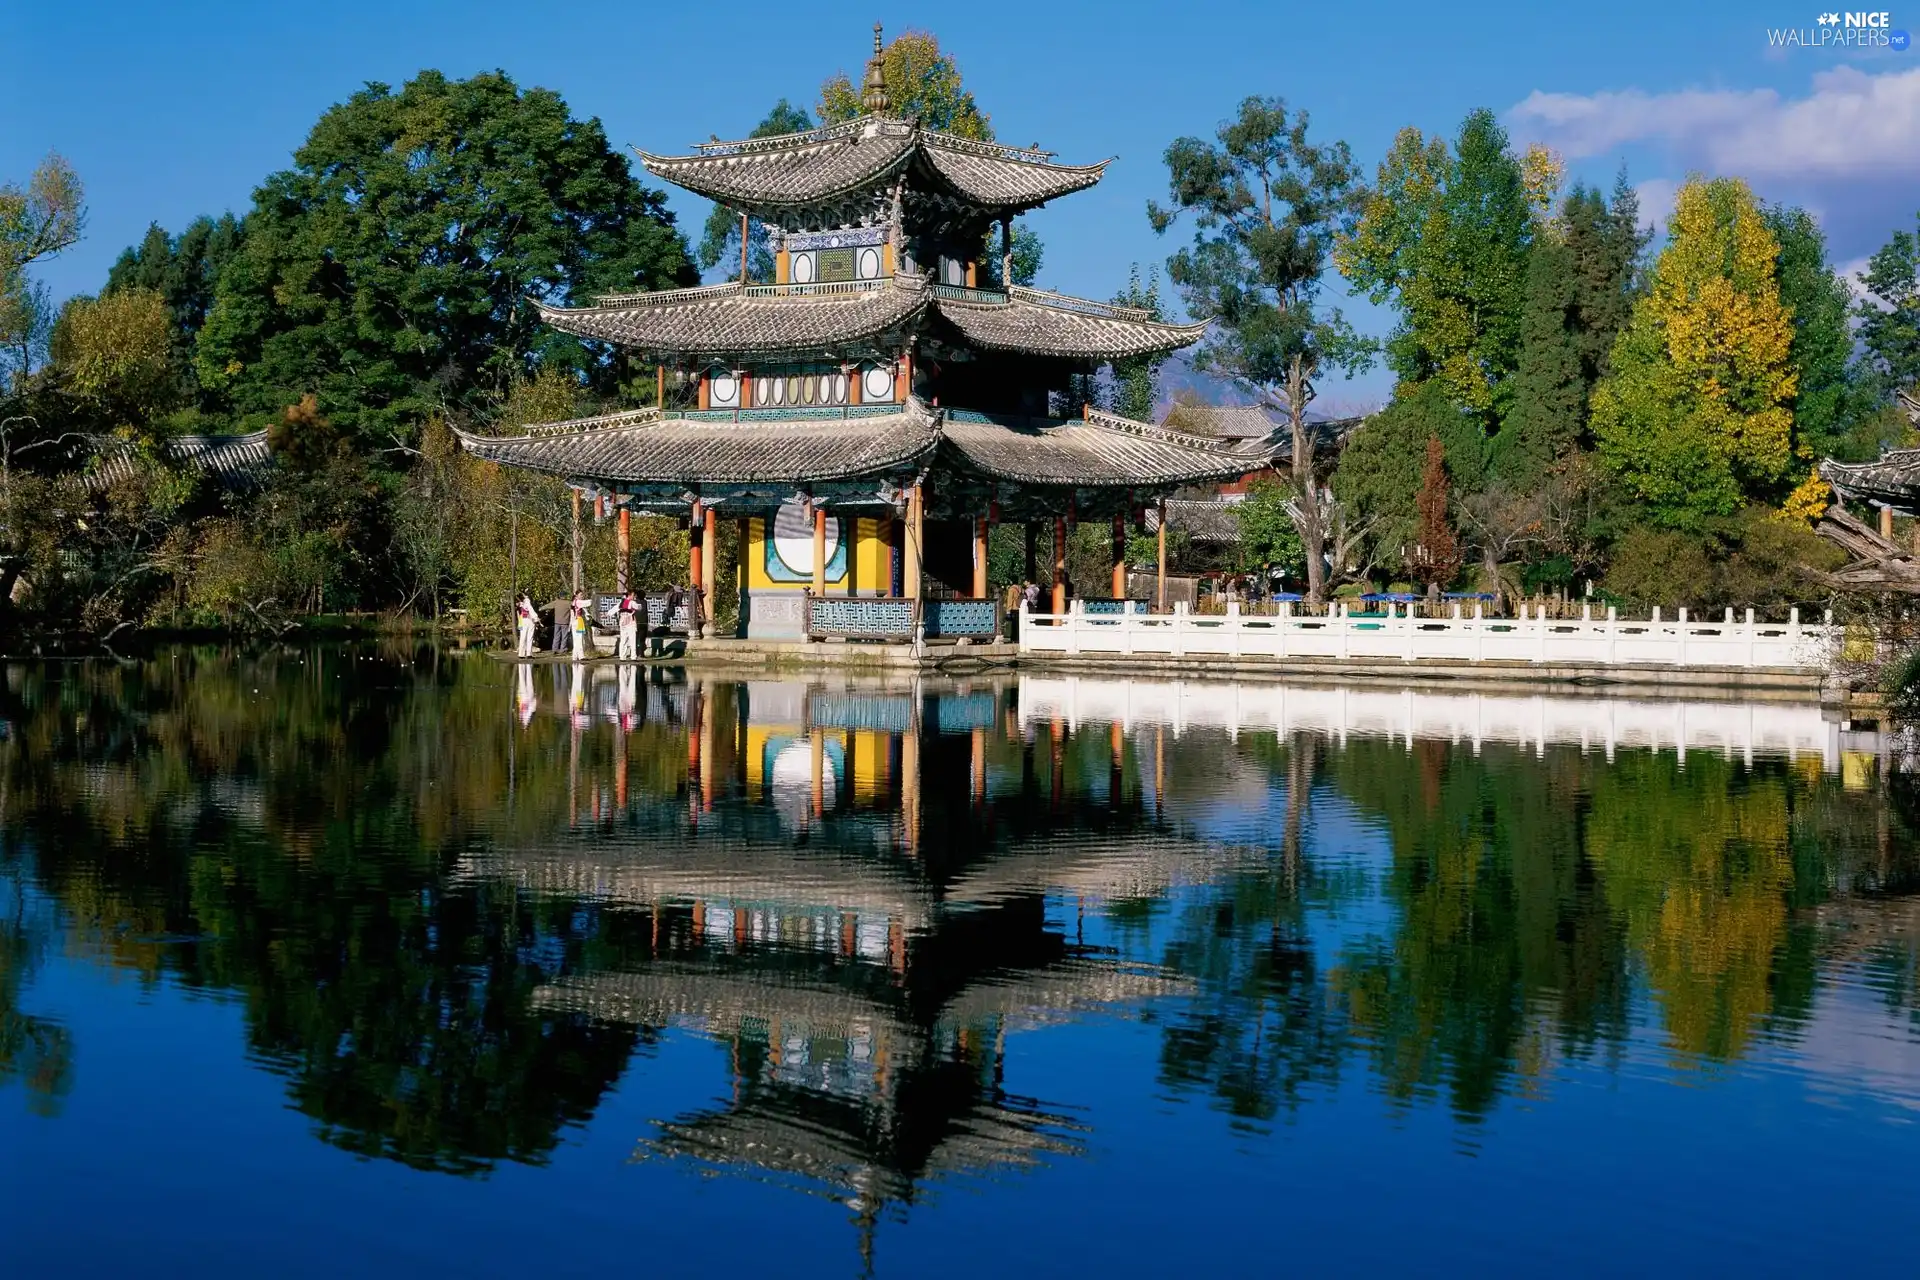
[1607,605,1618,664]
[1227,599,1242,657]
[1745,606,1756,666]
[1676,607,1689,666]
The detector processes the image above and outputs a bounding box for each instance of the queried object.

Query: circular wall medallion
[710,373,737,405]
[771,498,840,575]
[792,252,815,284]
[857,247,881,279]
[863,366,893,401]
[755,377,770,407]
[772,377,786,405]
[833,372,849,403]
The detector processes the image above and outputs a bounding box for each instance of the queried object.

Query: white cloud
[1510,66,1920,179]
[1508,67,1920,261]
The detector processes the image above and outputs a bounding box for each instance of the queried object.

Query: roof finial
[862,22,891,115]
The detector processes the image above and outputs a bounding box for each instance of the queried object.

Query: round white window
[857,247,881,279]
[863,366,894,401]
[710,373,737,406]
[832,372,849,403]
[772,498,840,574]
[792,252,815,284]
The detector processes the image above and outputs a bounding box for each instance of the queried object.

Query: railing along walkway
[1018,601,1838,670]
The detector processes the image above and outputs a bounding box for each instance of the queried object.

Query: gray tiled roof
[638,116,1106,215]
[1144,498,1245,542]
[938,408,1273,487]
[87,430,272,491]
[1820,392,1920,510]
[936,286,1210,360]
[536,275,931,360]
[1159,403,1278,440]
[532,277,1208,364]
[456,402,1273,492]
[453,400,938,485]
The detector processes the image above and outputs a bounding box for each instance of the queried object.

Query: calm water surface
[2,645,1917,1276]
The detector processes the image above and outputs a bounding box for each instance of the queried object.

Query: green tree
[1764,204,1858,460]
[1232,476,1307,578]
[1337,111,1550,431]
[104,214,246,412]
[1591,177,1797,528]
[1855,212,1920,404]
[49,288,176,426]
[1496,179,1646,486]
[1,154,85,392]
[1149,96,1373,603]
[696,100,813,284]
[1332,380,1481,571]
[196,70,696,445]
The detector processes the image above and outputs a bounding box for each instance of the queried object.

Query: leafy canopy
[1591,177,1797,528]
[195,70,695,443]
[697,100,813,282]
[1336,111,1553,427]
[818,30,990,138]
[1149,95,1372,400]
[1856,211,1920,403]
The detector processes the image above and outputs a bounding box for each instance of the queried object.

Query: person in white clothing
[569,595,589,661]
[616,589,641,660]
[515,593,538,657]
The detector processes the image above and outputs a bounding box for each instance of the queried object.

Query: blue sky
[6,0,1918,406]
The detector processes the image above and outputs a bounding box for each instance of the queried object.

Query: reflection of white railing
[1018,601,1838,671]
[1016,676,1841,769]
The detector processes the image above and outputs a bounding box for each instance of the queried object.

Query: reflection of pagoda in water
[463,675,1256,1264]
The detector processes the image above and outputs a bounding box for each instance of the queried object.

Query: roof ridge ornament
[861,23,891,115]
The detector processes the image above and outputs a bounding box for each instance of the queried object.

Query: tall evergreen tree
[695,100,812,284]
[105,214,245,412]
[1496,179,1646,485]
[1337,110,1548,432]
[1763,204,1857,460]
[1856,212,1920,404]
[1149,95,1373,603]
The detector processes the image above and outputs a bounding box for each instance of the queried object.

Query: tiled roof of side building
[1158,403,1278,440]
[933,286,1210,361]
[535,274,932,361]
[939,408,1276,487]
[87,430,272,491]
[637,117,1107,215]
[1819,392,1920,510]
[452,400,938,486]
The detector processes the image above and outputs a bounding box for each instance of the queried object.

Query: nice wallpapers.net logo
[1767,10,1912,47]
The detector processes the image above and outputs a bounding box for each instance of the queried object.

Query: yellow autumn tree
[817,29,991,140]
[1591,177,1797,527]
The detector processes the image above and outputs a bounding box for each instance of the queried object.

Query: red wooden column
[1110,513,1126,599]
[972,515,989,599]
[1156,498,1168,612]
[688,497,704,637]
[616,505,631,593]
[701,504,718,627]
[812,503,828,598]
[1051,516,1067,615]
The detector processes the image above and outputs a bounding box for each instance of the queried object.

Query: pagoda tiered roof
[453,399,1275,494]
[533,276,1207,364]
[638,116,1108,219]
[452,399,938,486]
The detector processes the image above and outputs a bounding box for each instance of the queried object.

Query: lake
[2,644,1916,1276]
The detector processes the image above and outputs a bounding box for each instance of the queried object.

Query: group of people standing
[514,589,648,660]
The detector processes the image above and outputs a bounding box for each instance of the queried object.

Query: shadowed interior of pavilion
[456,26,1274,646]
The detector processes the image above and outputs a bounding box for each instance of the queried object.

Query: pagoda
[456,25,1273,641]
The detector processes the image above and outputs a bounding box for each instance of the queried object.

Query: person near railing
[515,593,538,658]
[569,591,589,661]
[616,588,642,660]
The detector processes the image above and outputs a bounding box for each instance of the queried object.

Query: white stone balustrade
[1016,676,1843,769]
[1017,600,1838,670]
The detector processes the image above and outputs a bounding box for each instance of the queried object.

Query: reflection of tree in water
[0,870,74,1116]
[0,644,659,1172]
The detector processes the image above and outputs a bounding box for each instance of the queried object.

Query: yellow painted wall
[744,515,890,594]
